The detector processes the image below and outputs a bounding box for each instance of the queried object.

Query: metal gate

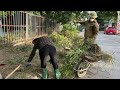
[0,11,59,45]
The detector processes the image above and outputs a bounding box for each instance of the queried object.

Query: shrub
[62,23,78,32]
[49,32,72,49]
[60,23,83,48]
[60,47,83,79]
[60,42,93,79]
[61,23,79,37]
[62,30,79,40]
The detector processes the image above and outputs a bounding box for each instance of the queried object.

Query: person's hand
[25,62,32,68]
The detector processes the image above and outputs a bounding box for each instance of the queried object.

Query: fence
[0,11,59,45]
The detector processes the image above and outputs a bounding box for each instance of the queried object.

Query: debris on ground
[0,64,6,67]
[80,44,113,63]
[73,44,113,78]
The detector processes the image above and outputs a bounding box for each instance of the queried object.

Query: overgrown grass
[8,56,27,65]
[1,30,114,79]
[6,44,33,53]
[1,43,41,79]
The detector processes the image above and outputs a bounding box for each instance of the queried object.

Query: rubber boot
[42,68,47,79]
[54,69,61,79]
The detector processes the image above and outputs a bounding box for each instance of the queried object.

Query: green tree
[30,11,88,24]
[96,11,117,30]
[96,11,117,22]
[0,11,15,17]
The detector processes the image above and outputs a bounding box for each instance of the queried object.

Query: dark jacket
[33,36,54,49]
[27,36,54,62]
[79,20,99,38]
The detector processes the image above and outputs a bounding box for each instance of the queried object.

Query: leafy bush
[49,24,111,79]
[60,23,84,48]
[60,42,92,79]
[60,48,83,78]
[49,32,72,49]
[61,30,79,40]
[62,23,78,32]
[49,29,88,78]
[61,23,79,37]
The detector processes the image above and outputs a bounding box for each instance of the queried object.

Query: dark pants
[39,45,58,69]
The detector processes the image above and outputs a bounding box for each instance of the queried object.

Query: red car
[104,27,117,35]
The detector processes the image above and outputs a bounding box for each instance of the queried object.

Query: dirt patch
[0,43,59,79]
[0,43,113,79]
[0,44,37,79]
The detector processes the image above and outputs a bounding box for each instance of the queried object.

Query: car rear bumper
[106,32,117,35]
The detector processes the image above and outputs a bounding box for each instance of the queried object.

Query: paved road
[79,31,120,79]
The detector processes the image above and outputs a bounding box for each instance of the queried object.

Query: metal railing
[0,11,59,45]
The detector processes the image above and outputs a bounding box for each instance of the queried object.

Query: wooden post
[26,13,29,40]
